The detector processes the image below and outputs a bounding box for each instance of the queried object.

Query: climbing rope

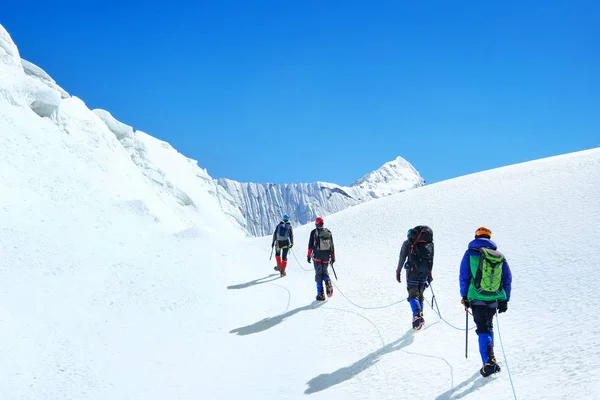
[424,296,476,331]
[290,250,404,309]
[496,313,518,399]
[290,249,313,272]
[272,249,513,397]
[322,306,385,347]
[331,280,405,310]
[290,252,475,326]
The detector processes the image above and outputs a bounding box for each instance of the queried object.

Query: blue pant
[472,304,497,363]
[314,261,331,295]
[407,282,426,317]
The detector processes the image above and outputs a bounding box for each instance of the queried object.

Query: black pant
[275,241,289,260]
[407,283,426,302]
[314,261,330,283]
[472,305,496,335]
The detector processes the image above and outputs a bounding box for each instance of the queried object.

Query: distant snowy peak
[217,157,424,236]
[351,156,424,198]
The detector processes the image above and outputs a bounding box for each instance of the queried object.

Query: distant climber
[272,214,294,277]
[396,226,434,330]
[460,226,512,377]
[307,217,335,301]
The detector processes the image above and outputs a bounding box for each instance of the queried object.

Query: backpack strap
[410,229,423,253]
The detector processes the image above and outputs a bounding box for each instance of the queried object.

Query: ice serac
[21,59,70,99]
[0,25,62,120]
[218,158,425,237]
[91,108,244,237]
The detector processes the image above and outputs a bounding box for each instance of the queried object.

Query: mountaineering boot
[280,269,287,277]
[480,357,501,377]
[412,312,424,330]
[274,266,280,271]
[325,279,333,297]
[316,293,326,301]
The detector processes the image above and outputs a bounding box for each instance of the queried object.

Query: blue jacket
[459,238,512,301]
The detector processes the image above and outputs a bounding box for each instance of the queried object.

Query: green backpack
[469,248,506,300]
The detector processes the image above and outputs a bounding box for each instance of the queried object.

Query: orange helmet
[475,226,492,239]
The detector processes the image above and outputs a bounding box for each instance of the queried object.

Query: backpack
[472,248,505,296]
[276,222,291,241]
[407,226,434,280]
[314,228,333,253]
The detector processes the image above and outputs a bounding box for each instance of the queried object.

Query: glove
[330,258,335,265]
[427,273,433,284]
[498,301,508,313]
[289,243,294,248]
[271,242,274,248]
[307,256,311,264]
[461,297,470,309]
[396,269,402,283]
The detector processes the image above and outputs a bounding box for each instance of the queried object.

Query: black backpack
[407,225,434,281]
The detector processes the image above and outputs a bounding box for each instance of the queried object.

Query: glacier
[2,21,600,400]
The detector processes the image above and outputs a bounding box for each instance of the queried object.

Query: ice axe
[331,262,338,280]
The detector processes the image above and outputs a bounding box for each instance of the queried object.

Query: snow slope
[238,148,600,400]
[219,157,424,237]
[2,21,600,400]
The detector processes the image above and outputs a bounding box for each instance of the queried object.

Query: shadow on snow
[227,274,280,290]
[230,301,325,336]
[435,370,497,400]
[305,329,415,394]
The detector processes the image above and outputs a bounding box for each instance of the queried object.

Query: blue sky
[2,0,598,185]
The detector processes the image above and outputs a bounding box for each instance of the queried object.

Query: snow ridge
[218,158,424,237]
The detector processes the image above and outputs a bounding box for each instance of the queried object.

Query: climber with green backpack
[459,226,512,378]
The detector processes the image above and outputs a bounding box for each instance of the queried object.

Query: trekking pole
[269,246,274,260]
[465,308,469,359]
